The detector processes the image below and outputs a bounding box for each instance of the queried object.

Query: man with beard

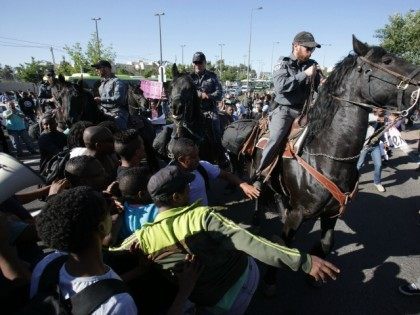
[254,31,321,186]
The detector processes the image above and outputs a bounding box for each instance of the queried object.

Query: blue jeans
[357,145,382,184]
[7,129,35,155]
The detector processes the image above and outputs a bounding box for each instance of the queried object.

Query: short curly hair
[36,186,108,253]
[114,129,144,160]
[118,166,151,203]
[67,121,94,149]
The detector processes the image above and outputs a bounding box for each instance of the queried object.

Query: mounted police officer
[38,68,59,113]
[92,60,128,130]
[190,52,228,166]
[254,31,322,187]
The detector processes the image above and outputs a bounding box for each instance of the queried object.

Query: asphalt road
[13,123,420,315]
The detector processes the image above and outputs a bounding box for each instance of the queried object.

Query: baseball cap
[91,60,112,69]
[192,52,206,63]
[147,165,195,200]
[293,31,321,48]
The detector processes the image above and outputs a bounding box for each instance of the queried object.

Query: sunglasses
[193,61,203,65]
[46,74,53,77]
[302,46,316,53]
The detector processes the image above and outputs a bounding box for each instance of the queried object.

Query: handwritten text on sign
[140,80,164,99]
[388,127,407,148]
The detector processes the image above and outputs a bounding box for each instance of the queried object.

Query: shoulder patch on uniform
[273,57,289,72]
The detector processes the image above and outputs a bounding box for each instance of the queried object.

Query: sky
[1,0,418,73]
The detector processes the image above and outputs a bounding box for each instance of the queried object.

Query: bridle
[170,91,205,142]
[333,53,420,117]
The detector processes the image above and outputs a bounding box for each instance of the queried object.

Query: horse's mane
[305,54,358,143]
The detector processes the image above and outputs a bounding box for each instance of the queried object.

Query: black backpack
[40,149,71,184]
[19,255,128,315]
[222,119,258,155]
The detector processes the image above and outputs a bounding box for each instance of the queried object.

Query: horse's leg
[263,209,303,296]
[311,214,338,258]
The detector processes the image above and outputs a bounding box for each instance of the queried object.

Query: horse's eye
[382,56,392,65]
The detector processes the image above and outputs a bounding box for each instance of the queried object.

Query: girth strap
[288,143,358,217]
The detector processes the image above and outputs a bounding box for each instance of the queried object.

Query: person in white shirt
[169,137,260,205]
[31,186,137,314]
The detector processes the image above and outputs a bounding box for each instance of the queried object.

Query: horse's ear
[172,63,180,78]
[352,35,370,57]
[58,73,66,84]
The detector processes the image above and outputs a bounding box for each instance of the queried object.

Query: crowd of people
[0,30,419,314]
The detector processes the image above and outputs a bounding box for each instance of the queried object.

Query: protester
[114,165,340,313]
[113,129,146,178]
[116,167,158,239]
[38,113,67,171]
[31,186,138,314]
[83,126,119,184]
[169,137,259,206]
[18,91,37,123]
[64,156,107,191]
[2,101,36,157]
[357,109,386,192]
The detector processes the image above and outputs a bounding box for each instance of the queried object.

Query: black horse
[126,83,160,172]
[230,36,419,262]
[168,64,221,163]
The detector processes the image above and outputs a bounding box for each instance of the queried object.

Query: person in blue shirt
[117,166,158,240]
[2,101,36,157]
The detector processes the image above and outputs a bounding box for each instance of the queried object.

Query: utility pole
[50,47,56,68]
[246,7,263,90]
[218,43,225,79]
[180,44,186,65]
[270,41,280,78]
[91,17,101,59]
[155,12,165,82]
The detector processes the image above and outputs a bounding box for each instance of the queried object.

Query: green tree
[15,57,51,83]
[0,64,15,80]
[375,10,420,65]
[86,33,116,65]
[64,42,90,73]
[56,57,74,76]
[64,34,116,74]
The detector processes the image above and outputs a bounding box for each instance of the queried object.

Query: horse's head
[351,35,419,114]
[170,64,200,123]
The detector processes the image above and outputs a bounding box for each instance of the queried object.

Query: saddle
[240,114,309,158]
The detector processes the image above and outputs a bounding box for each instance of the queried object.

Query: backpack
[40,149,71,184]
[19,255,128,315]
[222,119,258,155]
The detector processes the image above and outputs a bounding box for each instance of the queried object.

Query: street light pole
[155,12,165,81]
[91,17,101,59]
[270,41,280,78]
[218,43,225,79]
[180,44,186,65]
[246,6,262,91]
